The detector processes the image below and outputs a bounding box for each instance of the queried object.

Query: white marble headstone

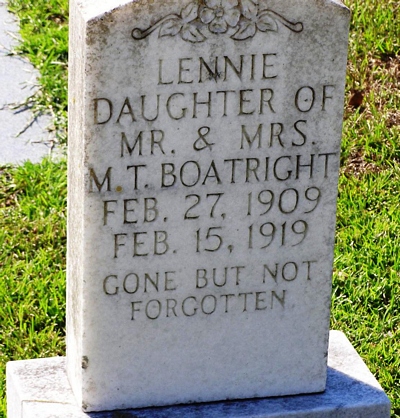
[67,0,350,412]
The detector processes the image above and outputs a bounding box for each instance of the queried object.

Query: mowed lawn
[0,0,399,416]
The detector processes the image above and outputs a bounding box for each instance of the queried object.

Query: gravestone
[5,0,392,416]
[67,0,349,411]
[67,0,350,412]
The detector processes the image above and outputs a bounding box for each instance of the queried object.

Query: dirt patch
[345,53,400,119]
[343,150,381,176]
[48,13,67,25]
[387,111,400,128]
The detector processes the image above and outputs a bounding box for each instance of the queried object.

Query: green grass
[1,0,399,416]
[334,0,400,414]
[0,159,67,416]
[334,171,400,409]
[7,0,68,143]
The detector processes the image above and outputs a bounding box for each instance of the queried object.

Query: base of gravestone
[7,331,390,418]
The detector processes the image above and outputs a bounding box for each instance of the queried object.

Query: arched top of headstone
[75,0,349,25]
[74,0,134,21]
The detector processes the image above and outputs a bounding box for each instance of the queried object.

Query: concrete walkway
[0,1,56,165]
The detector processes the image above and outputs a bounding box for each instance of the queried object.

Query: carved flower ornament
[200,0,241,34]
[131,0,303,42]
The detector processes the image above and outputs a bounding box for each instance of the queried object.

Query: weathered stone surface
[7,332,391,417]
[68,0,350,411]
